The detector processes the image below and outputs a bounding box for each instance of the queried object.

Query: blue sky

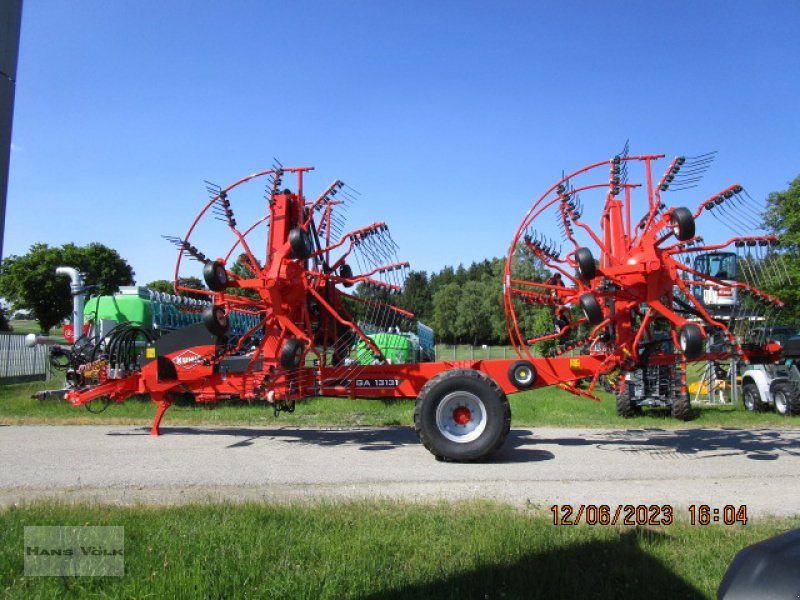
[6,1,800,286]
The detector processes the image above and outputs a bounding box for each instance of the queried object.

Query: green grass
[2,378,799,429]
[5,320,46,335]
[0,380,414,428]
[0,500,796,599]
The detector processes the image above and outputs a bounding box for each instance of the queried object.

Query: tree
[175,276,208,300]
[147,277,209,300]
[62,243,135,296]
[0,243,134,333]
[530,305,559,356]
[145,279,174,295]
[399,271,432,322]
[455,280,493,345]
[227,255,260,300]
[762,175,800,323]
[432,283,462,343]
[764,175,800,250]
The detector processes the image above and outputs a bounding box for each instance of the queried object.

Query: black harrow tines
[659,151,717,192]
[313,179,345,208]
[162,236,208,263]
[313,180,349,241]
[265,160,284,201]
[352,227,406,287]
[204,180,222,199]
[211,190,237,229]
[555,210,570,241]
[342,183,361,197]
[558,173,583,216]
[523,229,562,261]
[556,190,579,241]
[703,185,764,236]
[610,140,630,190]
[670,239,704,276]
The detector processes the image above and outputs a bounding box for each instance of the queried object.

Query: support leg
[150,393,172,436]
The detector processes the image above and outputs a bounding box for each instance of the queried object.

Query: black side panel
[156,356,178,381]
[220,355,263,374]
[154,323,220,356]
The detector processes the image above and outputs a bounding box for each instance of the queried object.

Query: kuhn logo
[173,350,203,370]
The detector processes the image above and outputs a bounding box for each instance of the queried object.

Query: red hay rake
[504,148,785,406]
[63,150,785,461]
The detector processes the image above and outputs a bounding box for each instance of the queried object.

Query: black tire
[678,324,704,359]
[670,207,695,241]
[579,293,604,326]
[772,382,798,416]
[339,263,354,287]
[575,247,596,281]
[279,338,306,369]
[289,227,314,260]
[786,385,800,416]
[508,360,537,390]
[203,260,229,292]
[670,391,693,421]
[742,382,768,412]
[414,369,511,462]
[202,306,229,337]
[616,385,641,418]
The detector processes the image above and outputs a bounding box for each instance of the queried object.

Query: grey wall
[0,0,23,261]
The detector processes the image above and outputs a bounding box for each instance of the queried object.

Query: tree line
[353,252,552,345]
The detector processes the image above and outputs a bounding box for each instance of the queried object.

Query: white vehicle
[740,326,800,416]
[740,364,796,415]
[693,252,738,310]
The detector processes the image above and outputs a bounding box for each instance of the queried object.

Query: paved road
[1,424,799,516]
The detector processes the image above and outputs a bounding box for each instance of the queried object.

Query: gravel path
[1,425,799,516]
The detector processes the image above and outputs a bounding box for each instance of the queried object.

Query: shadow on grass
[365,528,704,600]
[530,427,800,461]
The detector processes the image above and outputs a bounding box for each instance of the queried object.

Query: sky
[5,0,800,287]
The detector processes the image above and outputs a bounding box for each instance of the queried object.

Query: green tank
[84,293,152,325]
[355,332,414,365]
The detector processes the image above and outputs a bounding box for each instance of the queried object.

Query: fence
[435,344,516,361]
[434,344,586,361]
[0,333,49,384]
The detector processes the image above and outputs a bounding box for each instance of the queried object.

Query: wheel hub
[452,406,472,426]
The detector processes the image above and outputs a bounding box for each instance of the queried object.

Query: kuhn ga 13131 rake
[61,151,785,460]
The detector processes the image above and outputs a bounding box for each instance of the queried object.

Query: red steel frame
[65,158,781,434]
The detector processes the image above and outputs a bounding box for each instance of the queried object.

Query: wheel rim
[514,366,533,386]
[435,391,487,444]
[775,390,787,414]
[744,389,755,410]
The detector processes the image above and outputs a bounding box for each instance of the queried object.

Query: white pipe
[24,333,63,347]
[55,266,85,342]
